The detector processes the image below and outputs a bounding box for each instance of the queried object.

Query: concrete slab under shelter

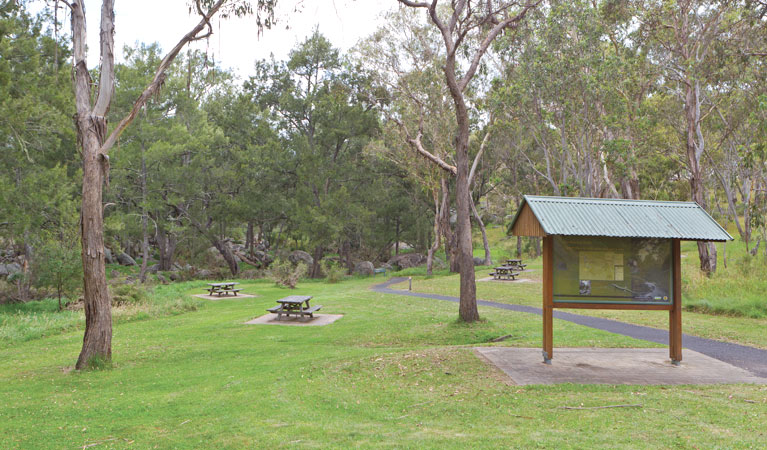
[474,347,767,385]
[245,314,343,326]
[192,293,258,301]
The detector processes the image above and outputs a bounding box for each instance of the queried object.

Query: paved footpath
[373,277,767,378]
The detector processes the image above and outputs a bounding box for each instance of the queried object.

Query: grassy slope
[1,278,766,449]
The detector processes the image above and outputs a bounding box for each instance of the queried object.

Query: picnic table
[206,282,241,296]
[506,259,527,270]
[490,265,519,281]
[267,295,322,320]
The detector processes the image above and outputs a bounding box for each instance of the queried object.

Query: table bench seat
[266,304,323,319]
[490,271,520,280]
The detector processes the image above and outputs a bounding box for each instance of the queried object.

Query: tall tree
[641,0,735,273]
[396,0,539,321]
[65,0,274,369]
[249,31,379,277]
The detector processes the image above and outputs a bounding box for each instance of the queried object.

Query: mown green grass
[1,277,765,449]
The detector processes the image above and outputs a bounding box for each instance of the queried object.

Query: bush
[110,283,150,306]
[324,262,346,284]
[268,259,307,288]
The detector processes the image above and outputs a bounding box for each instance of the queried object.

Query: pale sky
[65,1,397,78]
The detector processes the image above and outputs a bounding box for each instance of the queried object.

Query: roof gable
[508,196,733,241]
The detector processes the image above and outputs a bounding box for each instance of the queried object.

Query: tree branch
[92,0,115,116]
[458,0,541,92]
[99,0,227,154]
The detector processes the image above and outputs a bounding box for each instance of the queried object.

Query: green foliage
[267,260,307,289]
[109,283,150,306]
[323,261,346,284]
[31,230,82,311]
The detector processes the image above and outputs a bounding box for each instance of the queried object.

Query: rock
[393,242,413,251]
[354,261,375,276]
[288,250,314,266]
[168,272,180,281]
[0,262,22,276]
[147,264,160,274]
[104,248,114,264]
[156,273,169,284]
[206,246,225,263]
[387,253,427,269]
[196,269,212,279]
[116,252,137,266]
[473,257,486,266]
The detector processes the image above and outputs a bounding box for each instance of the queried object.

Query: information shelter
[508,196,732,364]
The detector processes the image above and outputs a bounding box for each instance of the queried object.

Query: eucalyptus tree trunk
[310,246,324,278]
[471,196,491,266]
[397,0,539,322]
[139,142,149,283]
[156,227,176,271]
[685,80,717,274]
[426,183,446,276]
[212,237,239,276]
[69,0,233,368]
[72,0,114,369]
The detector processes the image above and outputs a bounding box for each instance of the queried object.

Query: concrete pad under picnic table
[245,313,343,326]
[476,276,537,283]
[193,293,258,300]
[474,347,767,385]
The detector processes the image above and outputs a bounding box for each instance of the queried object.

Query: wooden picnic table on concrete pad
[491,266,519,280]
[506,259,527,270]
[267,295,322,320]
[206,282,241,296]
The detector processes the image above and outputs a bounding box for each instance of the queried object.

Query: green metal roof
[509,195,733,241]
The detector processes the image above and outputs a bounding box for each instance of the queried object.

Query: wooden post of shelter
[542,236,553,363]
[670,239,682,364]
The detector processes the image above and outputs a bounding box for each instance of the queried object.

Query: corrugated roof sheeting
[516,196,733,241]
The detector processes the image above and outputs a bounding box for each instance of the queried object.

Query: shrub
[268,259,306,288]
[110,283,150,306]
[324,262,346,284]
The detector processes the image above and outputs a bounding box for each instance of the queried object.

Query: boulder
[206,246,225,263]
[288,250,313,267]
[116,252,137,266]
[473,257,486,266]
[6,262,21,275]
[354,261,375,276]
[387,253,427,269]
[147,264,160,274]
[196,269,213,279]
[156,273,169,284]
[168,272,180,281]
[104,248,114,264]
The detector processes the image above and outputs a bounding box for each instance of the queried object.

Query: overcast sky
[72,0,396,78]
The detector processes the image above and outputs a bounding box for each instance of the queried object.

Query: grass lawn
[1,277,766,448]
